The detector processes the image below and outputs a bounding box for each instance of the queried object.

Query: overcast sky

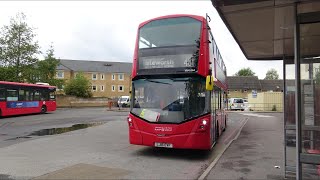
[0,1,283,79]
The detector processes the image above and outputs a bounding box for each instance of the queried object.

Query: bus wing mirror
[206,75,214,91]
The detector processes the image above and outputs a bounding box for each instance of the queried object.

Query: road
[0,108,247,179]
[0,108,128,148]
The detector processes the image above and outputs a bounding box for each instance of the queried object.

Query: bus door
[211,87,221,143]
[0,87,6,116]
[215,88,222,138]
[4,88,19,115]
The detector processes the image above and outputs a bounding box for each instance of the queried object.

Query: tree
[0,66,16,81]
[25,44,64,87]
[0,12,40,82]
[264,68,279,80]
[234,67,256,76]
[64,73,92,98]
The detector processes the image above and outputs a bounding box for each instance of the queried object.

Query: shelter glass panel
[299,21,320,166]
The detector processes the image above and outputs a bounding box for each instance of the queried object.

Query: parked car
[117,96,130,107]
[228,98,244,111]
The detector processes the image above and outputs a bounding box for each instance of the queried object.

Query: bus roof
[138,14,205,28]
[0,81,56,89]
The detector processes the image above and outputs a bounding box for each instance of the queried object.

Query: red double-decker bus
[0,81,56,117]
[127,14,228,150]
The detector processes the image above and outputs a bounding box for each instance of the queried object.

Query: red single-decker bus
[0,81,56,117]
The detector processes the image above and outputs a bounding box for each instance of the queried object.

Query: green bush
[272,105,277,111]
[64,73,92,98]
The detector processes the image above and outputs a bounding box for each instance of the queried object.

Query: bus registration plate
[155,142,173,148]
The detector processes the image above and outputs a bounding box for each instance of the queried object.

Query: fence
[246,92,283,112]
[56,95,111,108]
[244,103,283,112]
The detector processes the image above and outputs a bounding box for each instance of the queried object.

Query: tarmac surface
[206,112,284,180]
[0,108,285,179]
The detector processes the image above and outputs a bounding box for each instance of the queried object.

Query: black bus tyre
[0,109,2,118]
[216,124,219,140]
[41,105,47,114]
[223,116,227,132]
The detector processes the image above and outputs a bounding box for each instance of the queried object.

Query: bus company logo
[184,69,196,72]
[155,127,172,132]
[16,102,23,107]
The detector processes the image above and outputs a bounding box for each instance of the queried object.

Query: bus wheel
[41,105,47,114]
[0,109,2,118]
[216,124,219,140]
[223,118,227,132]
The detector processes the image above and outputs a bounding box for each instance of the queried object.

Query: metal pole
[283,56,287,178]
[294,3,302,180]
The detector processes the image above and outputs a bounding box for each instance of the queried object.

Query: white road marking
[240,113,274,118]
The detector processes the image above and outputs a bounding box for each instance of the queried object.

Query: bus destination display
[139,54,196,69]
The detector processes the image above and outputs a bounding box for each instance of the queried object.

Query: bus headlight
[197,119,208,132]
[202,120,207,125]
[127,117,133,127]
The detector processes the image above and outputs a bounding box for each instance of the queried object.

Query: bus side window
[25,90,32,101]
[19,89,25,101]
[34,90,40,101]
[0,88,5,101]
[41,91,49,101]
[7,89,18,101]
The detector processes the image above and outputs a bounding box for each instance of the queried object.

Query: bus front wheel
[216,124,219,140]
[223,116,227,132]
[41,105,47,114]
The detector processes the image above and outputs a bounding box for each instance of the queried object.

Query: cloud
[0,0,283,79]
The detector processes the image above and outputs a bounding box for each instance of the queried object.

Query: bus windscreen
[131,77,208,123]
[138,17,201,70]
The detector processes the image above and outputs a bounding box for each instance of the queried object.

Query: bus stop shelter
[211,0,320,179]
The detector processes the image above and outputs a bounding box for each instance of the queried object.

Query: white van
[228,98,244,111]
[117,96,130,107]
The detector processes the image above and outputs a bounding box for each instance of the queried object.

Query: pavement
[205,112,285,180]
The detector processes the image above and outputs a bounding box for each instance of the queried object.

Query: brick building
[56,59,132,98]
[227,76,283,99]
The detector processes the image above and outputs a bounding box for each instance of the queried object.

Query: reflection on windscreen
[131,77,208,123]
[139,17,201,49]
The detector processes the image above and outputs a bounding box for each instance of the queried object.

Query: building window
[56,71,64,79]
[74,72,78,78]
[235,90,238,92]
[101,85,104,91]
[227,90,230,95]
[118,74,124,80]
[112,74,115,80]
[112,85,115,92]
[92,73,97,80]
[92,85,97,91]
[244,90,247,92]
[118,85,124,92]
[101,74,105,80]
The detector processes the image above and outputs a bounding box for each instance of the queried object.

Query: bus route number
[184,58,194,67]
